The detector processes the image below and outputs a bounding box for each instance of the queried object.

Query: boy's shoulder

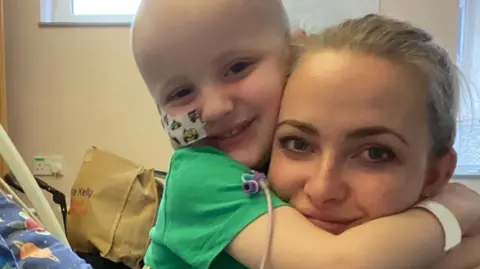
[174,146,226,158]
[165,146,251,196]
[171,146,248,172]
[174,146,226,156]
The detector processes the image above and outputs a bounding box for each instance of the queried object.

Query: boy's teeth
[221,127,241,139]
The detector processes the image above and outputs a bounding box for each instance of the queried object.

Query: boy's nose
[200,85,234,123]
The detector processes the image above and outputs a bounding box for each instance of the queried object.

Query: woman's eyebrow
[276,120,408,145]
[346,126,409,145]
[275,119,319,136]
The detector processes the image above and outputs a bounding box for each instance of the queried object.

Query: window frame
[40,0,136,25]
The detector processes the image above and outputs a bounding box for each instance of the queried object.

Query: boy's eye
[166,87,195,103]
[223,60,255,79]
[279,136,313,153]
[359,146,395,162]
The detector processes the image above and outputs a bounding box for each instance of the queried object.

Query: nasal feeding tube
[160,108,274,268]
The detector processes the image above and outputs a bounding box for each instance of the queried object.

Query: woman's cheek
[346,169,421,220]
[269,153,306,201]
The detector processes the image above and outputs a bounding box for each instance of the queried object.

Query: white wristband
[414,200,461,251]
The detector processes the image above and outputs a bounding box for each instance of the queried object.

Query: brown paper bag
[67,147,159,269]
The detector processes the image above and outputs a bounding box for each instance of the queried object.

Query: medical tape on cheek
[159,108,208,147]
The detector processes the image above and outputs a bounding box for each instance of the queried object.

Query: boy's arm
[227,185,479,269]
[167,147,479,269]
[428,236,480,269]
[229,206,446,269]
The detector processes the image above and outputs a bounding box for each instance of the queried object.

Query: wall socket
[33,156,64,177]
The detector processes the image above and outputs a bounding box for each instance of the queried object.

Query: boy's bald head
[130,0,290,164]
[131,0,289,85]
[132,0,289,47]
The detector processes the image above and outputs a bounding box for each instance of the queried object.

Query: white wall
[283,0,379,33]
[3,0,173,222]
[3,0,477,225]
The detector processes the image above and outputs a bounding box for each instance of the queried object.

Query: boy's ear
[422,148,457,197]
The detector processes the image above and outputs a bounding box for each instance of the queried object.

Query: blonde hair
[292,14,460,158]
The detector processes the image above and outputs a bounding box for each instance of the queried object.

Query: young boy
[131,1,478,268]
[132,1,290,268]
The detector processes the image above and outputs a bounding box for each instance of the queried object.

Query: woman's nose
[304,157,349,207]
[200,84,234,123]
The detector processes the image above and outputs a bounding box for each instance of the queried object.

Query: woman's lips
[307,218,352,234]
[304,214,360,235]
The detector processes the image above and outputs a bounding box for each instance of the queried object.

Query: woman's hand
[430,182,480,236]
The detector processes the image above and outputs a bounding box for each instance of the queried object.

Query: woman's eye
[279,136,312,153]
[166,87,194,103]
[223,60,254,79]
[360,146,395,162]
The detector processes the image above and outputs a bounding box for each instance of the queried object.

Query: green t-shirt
[144,146,287,269]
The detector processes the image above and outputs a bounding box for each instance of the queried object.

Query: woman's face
[269,50,456,234]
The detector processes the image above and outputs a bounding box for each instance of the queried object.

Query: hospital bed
[0,123,167,268]
[3,172,68,232]
[0,124,67,244]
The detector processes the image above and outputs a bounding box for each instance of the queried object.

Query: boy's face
[133,1,288,168]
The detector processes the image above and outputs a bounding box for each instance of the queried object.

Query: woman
[269,14,480,268]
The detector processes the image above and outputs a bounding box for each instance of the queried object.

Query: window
[40,0,141,24]
[454,0,480,176]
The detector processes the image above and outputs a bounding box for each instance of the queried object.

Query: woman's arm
[228,183,480,269]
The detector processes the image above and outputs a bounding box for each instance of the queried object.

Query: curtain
[454,0,480,174]
[458,0,480,89]
[0,0,8,177]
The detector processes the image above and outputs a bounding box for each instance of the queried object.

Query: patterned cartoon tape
[159,108,207,147]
